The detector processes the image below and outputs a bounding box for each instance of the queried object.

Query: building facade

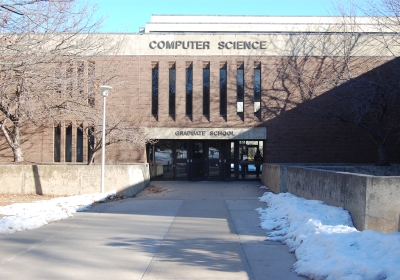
[1,15,399,180]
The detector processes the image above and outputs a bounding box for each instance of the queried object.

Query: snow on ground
[0,191,116,234]
[258,190,400,280]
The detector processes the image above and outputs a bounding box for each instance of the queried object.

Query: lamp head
[98,85,112,97]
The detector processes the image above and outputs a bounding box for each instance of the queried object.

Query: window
[55,65,62,95]
[76,126,83,162]
[169,62,176,116]
[77,61,84,95]
[88,61,95,107]
[220,62,227,117]
[237,62,244,115]
[88,126,95,164]
[151,62,159,116]
[254,62,261,116]
[186,62,193,116]
[65,124,72,162]
[203,62,210,117]
[54,125,61,162]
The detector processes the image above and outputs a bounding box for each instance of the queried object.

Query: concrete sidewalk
[0,181,305,279]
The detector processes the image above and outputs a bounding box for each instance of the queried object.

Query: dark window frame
[254,63,261,116]
[203,64,210,117]
[88,61,95,107]
[54,125,61,162]
[151,64,159,117]
[76,126,84,162]
[237,64,244,115]
[220,65,227,117]
[186,64,193,116]
[65,124,72,162]
[169,64,176,116]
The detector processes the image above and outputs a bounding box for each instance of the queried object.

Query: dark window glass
[254,68,261,115]
[169,68,176,116]
[186,67,193,115]
[151,67,158,116]
[55,66,62,95]
[220,68,227,116]
[175,141,188,159]
[154,140,173,179]
[203,68,210,116]
[208,141,220,159]
[237,69,244,102]
[65,125,72,162]
[88,62,95,107]
[88,127,95,164]
[77,61,84,95]
[54,125,61,162]
[76,127,83,162]
[237,68,244,114]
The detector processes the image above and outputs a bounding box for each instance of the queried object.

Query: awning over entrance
[146,127,267,140]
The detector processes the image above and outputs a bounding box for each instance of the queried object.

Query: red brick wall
[1,55,399,164]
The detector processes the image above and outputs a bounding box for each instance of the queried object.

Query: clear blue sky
[89,0,336,33]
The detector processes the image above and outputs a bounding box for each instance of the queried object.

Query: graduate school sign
[146,127,267,140]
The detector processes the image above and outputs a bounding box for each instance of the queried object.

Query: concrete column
[209,60,220,122]
[175,60,186,122]
[158,60,169,121]
[227,58,238,122]
[192,60,203,122]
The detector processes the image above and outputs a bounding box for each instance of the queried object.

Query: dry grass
[145,185,166,194]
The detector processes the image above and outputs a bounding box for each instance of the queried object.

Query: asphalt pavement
[0,181,305,279]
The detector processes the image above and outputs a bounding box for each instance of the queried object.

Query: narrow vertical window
[76,126,83,162]
[220,62,227,117]
[237,62,244,115]
[203,62,210,117]
[65,124,72,162]
[151,62,159,117]
[88,61,95,107]
[169,62,176,116]
[77,61,84,95]
[88,127,95,164]
[55,65,62,95]
[186,62,193,116]
[54,125,61,162]
[66,63,73,96]
[254,62,261,116]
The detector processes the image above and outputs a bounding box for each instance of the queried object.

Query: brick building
[1,15,399,180]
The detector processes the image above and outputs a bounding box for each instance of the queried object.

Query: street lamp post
[98,85,112,193]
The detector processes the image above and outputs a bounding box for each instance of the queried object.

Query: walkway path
[0,181,304,279]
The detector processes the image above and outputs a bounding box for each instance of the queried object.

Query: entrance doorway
[148,140,263,181]
[191,141,204,180]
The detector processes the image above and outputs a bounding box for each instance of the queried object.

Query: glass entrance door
[206,141,221,180]
[174,141,188,180]
[148,139,264,181]
[191,141,204,180]
[222,141,237,180]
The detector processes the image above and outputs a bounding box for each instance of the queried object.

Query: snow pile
[0,191,116,235]
[258,192,400,280]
